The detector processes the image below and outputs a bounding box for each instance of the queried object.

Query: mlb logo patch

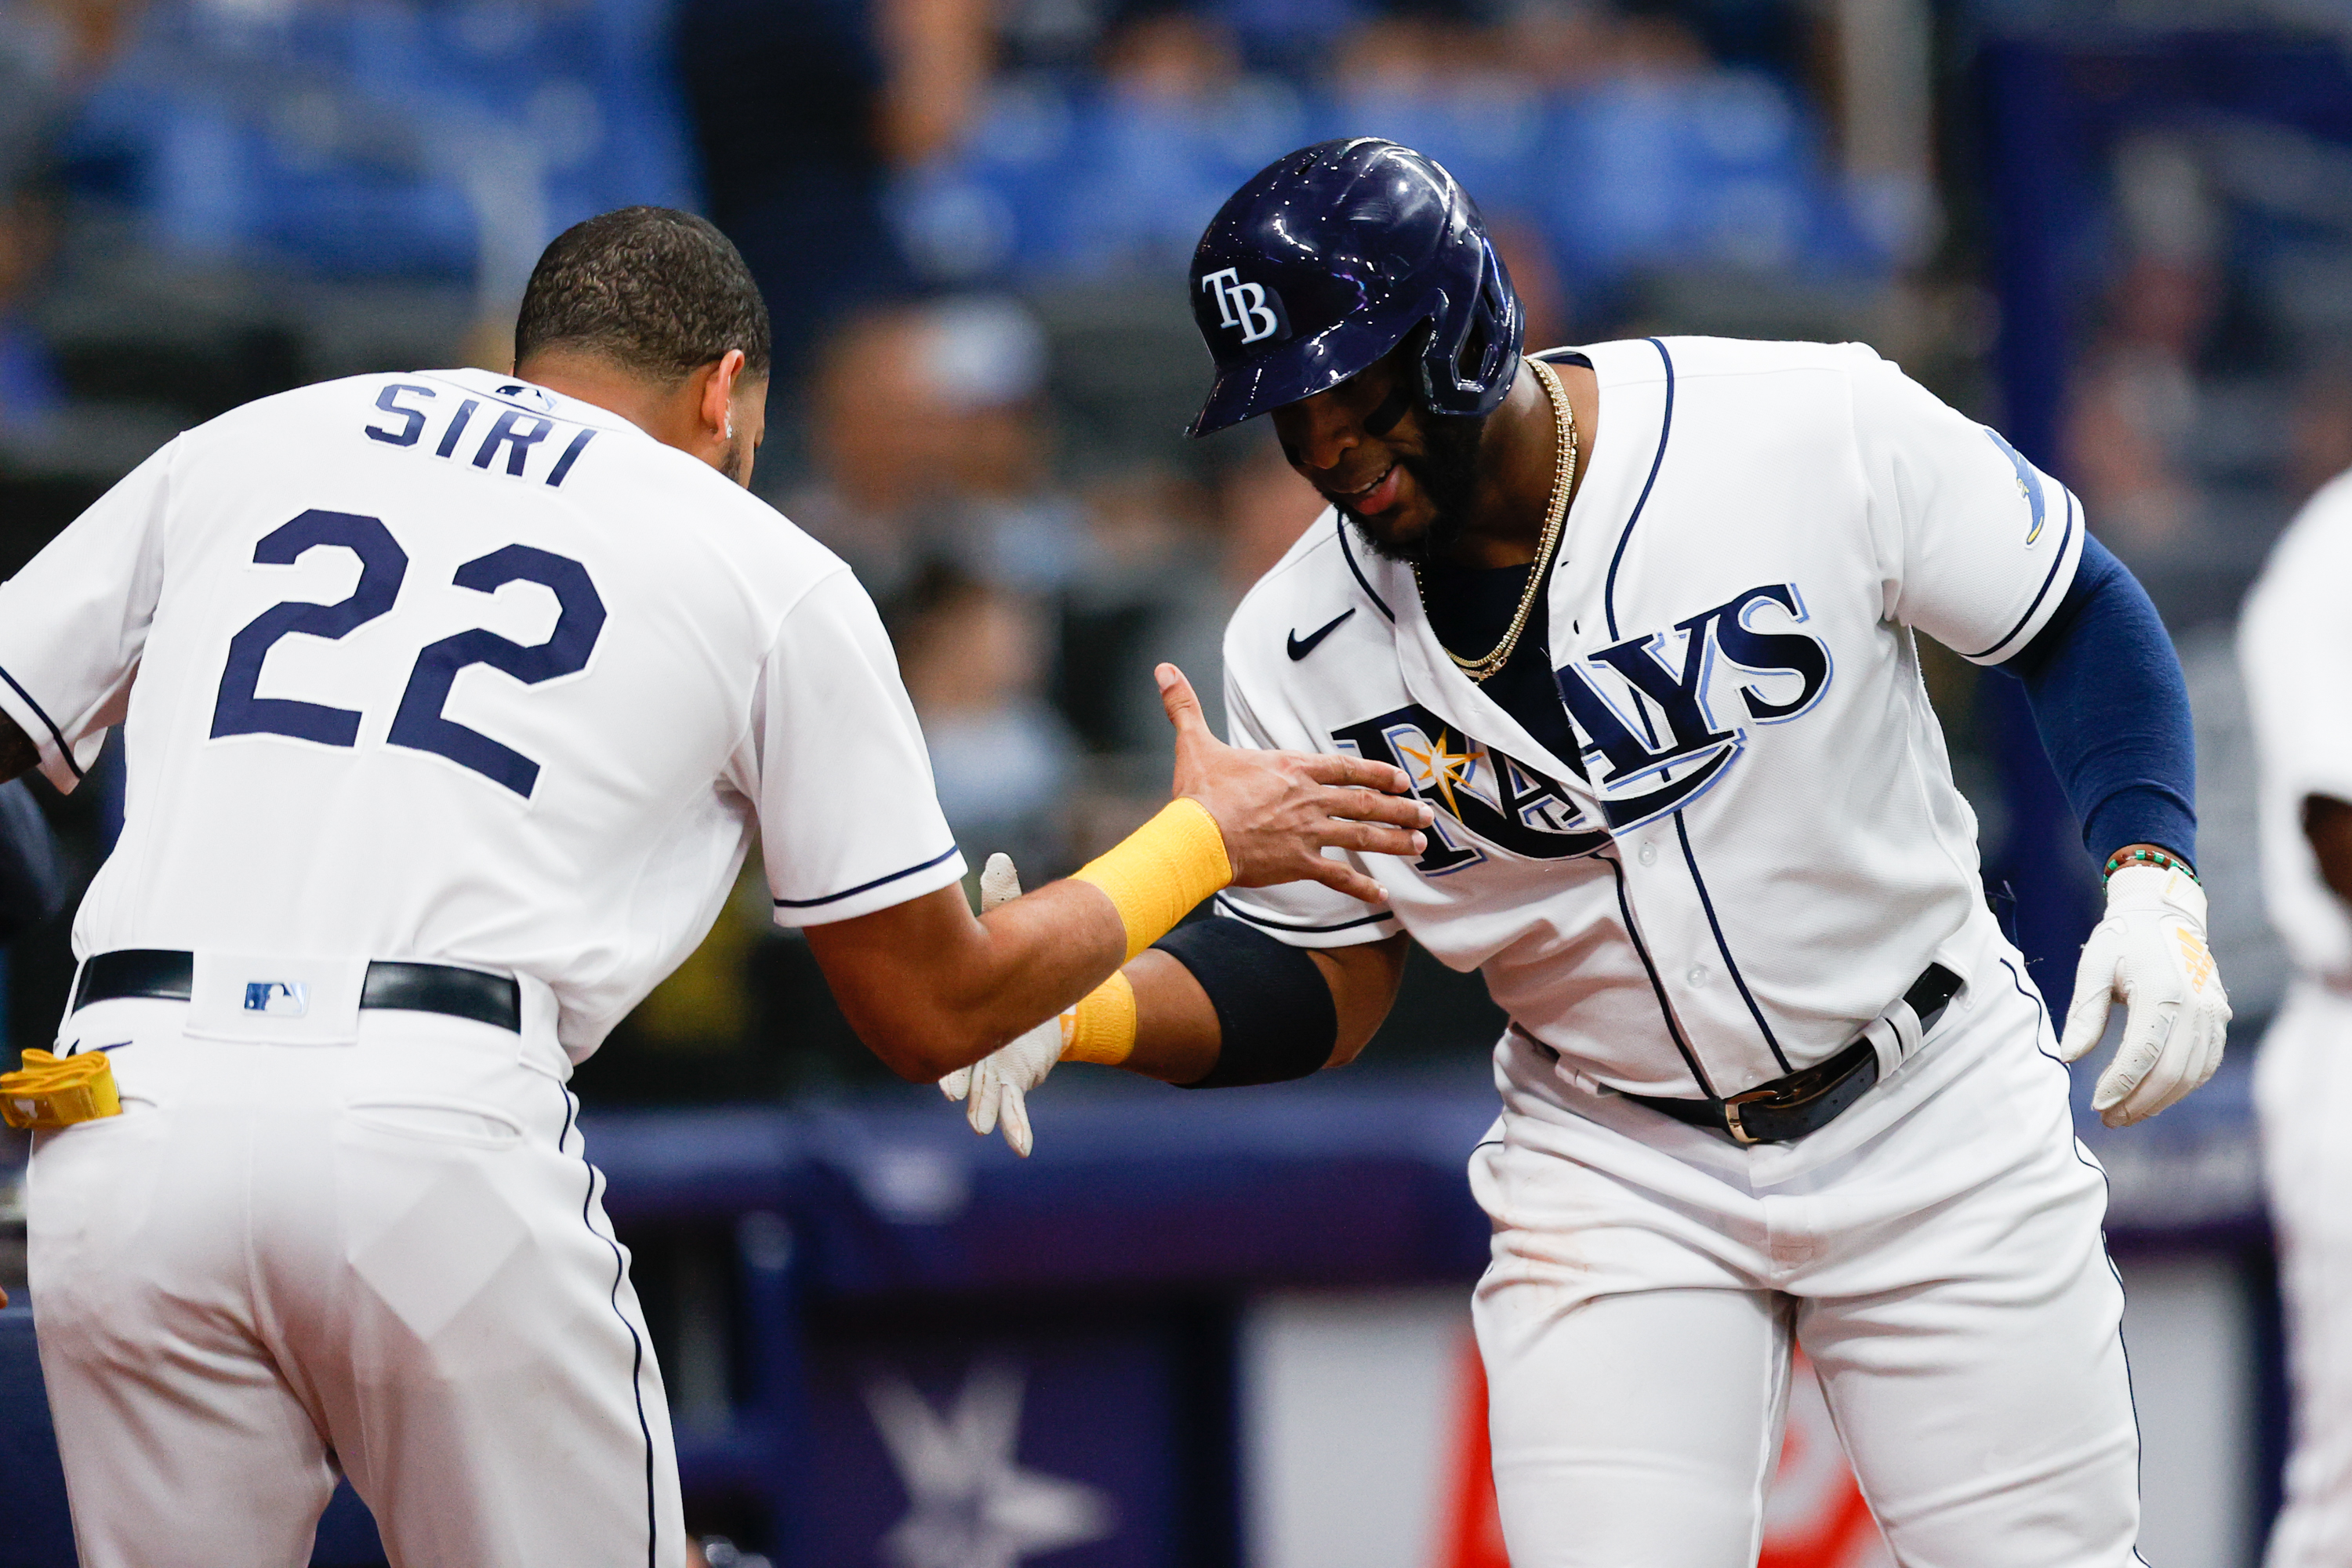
[243,980,309,1017]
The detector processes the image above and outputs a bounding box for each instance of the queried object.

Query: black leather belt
[70,949,521,1033]
[1621,963,1962,1146]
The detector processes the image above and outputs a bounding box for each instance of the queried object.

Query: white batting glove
[938,852,1064,1158]
[2056,863,2231,1127]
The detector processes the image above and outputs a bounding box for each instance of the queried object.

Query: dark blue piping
[1606,854,1716,1098]
[773,844,960,909]
[1965,489,2080,662]
[1213,894,1396,935]
[2002,951,2149,1567]
[1602,338,1676,640]
[0,662,82,780]
[557,1081,658,1568]
[1335,516,1395,622]
[1671,811,1791,1073]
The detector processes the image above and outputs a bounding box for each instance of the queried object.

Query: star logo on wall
[864,1361,1117,1568]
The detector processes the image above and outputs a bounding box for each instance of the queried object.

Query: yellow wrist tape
[1059,970,1138,1066]
[1,1049,122,1131]
[1072,797,1233,963]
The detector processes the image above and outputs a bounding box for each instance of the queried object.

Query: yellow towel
[0,1049,122,1130]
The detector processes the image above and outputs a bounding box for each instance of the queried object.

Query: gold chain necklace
[1414,355,1577,684]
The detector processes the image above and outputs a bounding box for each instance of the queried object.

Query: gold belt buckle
[1721,1085,1783,1146]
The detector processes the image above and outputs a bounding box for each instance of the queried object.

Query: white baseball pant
[1471,949,2144,1567]
[2257,982,2352,1568]
[26,995,684,1568]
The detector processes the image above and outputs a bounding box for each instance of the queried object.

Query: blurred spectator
[1490,212,1572,347]
[2065,252,2218,553]
[678,0,989,385]
[926,296,1085,590]
[1610,7,1710,74]
[790,296,1079,600]
[792,306,953,597]
[0,177,62,441]
[1058,460,1225,757]
[1101,6,1239,103]
[894,561,1076,877]
[1052,8,1289,278]
[1334,9,1494,89]
[1,0,136,187]
[2066,134,2226,556]
[2288,362,2352,508]
[1498,0,1621,89]
[1217,433,1323,597]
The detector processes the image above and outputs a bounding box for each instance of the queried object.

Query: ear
[699,349,747,438]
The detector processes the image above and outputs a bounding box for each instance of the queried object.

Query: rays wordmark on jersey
[1330,583,1832,875]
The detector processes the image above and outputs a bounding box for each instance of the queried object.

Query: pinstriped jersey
[1216,337,2083,1099]
[0,369,965,1058]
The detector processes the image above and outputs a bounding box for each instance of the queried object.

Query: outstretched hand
[938,854,1065,1156]
[1157,664,1430,906]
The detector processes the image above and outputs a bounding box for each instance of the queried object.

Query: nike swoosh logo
[1287,608,1356,661]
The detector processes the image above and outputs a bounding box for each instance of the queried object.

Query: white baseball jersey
[2241,470,2352,989]
[1218,336,2085,1098]
[2241,470,2352,1568]
[0,368,965,1058]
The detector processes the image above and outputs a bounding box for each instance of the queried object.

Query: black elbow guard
[1152,916,1339,1088]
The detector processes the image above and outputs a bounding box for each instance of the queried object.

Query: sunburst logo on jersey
[1399,728,1483,818]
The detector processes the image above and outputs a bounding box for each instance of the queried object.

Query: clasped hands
[942,665,1429,1155]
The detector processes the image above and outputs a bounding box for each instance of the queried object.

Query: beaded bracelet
[2102,845,2197,884]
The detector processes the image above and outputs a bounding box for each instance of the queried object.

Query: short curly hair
[514,207,771,380]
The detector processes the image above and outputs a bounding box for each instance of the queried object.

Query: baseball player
[2241,472,2352,1568]
[0,205,1429,1567]
[945,140,2231,1564]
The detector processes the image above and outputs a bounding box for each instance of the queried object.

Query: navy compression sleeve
[1994,534,2197,867]
[1153,917,1339,1088]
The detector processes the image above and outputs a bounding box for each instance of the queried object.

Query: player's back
[7,368,858,1048]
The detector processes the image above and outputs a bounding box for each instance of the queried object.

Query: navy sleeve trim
[1335,515,1396,622]
[1962,489,2078,662]
[1213,893,1396,934]
[0,662,82,781]
[1603,338,1676,639]
[771,844,960,909]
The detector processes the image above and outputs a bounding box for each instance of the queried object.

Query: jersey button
[1638,841,1657,866]
[1687,964,1711,987]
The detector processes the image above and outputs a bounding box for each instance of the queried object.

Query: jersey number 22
[209,508,605,799]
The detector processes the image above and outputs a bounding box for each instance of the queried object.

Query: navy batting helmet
[1185,138,1523,438]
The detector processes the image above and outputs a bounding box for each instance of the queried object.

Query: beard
[718,431,753,488]
[1341,408,1489,565]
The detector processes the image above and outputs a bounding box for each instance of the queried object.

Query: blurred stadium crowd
[0,0,2349,1108]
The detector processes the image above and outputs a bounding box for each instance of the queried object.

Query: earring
[724,416,735,439]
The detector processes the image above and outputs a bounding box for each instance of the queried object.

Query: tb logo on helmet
[1200,267,1287,345]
